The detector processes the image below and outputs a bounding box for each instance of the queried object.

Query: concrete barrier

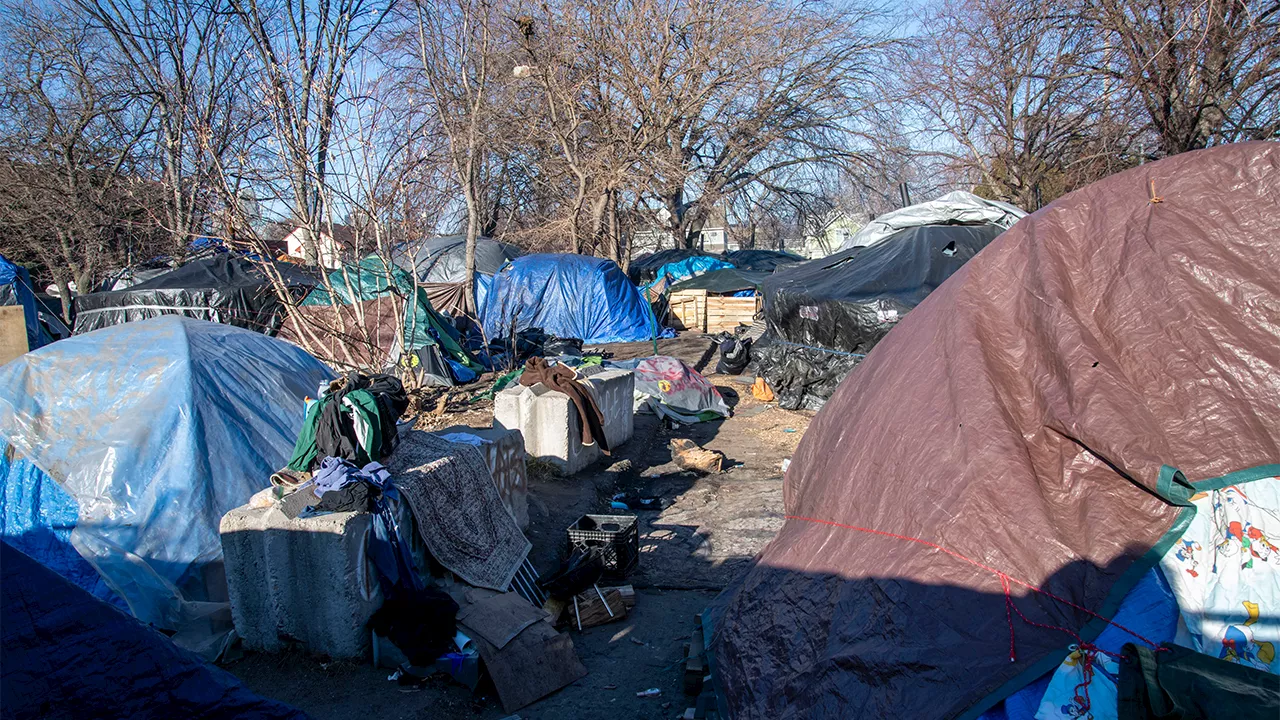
[493,367,634,475]
[219,505,384,658]
[432,425,529,530]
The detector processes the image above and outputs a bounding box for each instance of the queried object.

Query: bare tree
[1084,0,1280,154]
[0,3,162,318]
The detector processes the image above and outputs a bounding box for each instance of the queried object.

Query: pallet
[669,290,760,333]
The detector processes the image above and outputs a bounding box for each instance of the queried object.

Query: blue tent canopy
[0,317,333,653]
[2,542,309,719]
[482,254,661,344]
[0,252,52,351]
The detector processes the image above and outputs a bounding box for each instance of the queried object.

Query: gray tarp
[709,143,1280,719]
[839,190,1024,250]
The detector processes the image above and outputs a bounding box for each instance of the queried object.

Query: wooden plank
[0,305,29,366]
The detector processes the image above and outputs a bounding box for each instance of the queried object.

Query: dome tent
[707,144,1280,719]
[482,254,661,345]
[837,189,1024,251]
[72,254,317,336]
[752,199,1017,411]
[409,234,524,314]
[0,317,332,656]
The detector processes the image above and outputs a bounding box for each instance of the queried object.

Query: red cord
[784,514,1164,650]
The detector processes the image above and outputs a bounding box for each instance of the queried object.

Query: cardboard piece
[456,590,549,650]
[465,620,587,713]
[0,305,28,366]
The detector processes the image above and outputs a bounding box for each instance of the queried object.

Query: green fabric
[1118,643,1280,719]
[285,399,325,472]
[342,388,382,464]
[283,389,382,471]
[301,255,479,370]
[474,368,523,403]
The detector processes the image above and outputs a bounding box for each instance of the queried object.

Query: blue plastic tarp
[2,541,310,720]
[482,254,662,345]
[650,256,734,286]
[0,252,51,352]
[0,317,333,654]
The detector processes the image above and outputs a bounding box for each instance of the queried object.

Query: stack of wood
[544,585,636,630]
[682,613,720,718]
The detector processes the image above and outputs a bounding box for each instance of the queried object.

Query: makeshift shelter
[724,249,804,272]
[0,252,54,353]
[754,215,1010,410]
[0,317,333,656]
[72,254,317,336]
[706,143,1280,720]
[409,235,524,314]
[838,189,1024,251]
[1,542,309,719]
[664,268,768,333]
[628,248,716,284]
[668,268,771,295]
[281,255,478,382]
[482,254,661,345]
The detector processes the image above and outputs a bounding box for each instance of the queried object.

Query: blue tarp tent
[482,254,661,345]
[0,252,52,352]
[647,256,734,287]
[0,317,333,655]
[2,542,310,720]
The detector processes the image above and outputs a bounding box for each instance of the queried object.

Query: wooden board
[705,296,760,333]
[0,305,29,366]
[668,289,707,332]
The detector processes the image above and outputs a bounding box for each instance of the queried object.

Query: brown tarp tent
[707,143,1280,719]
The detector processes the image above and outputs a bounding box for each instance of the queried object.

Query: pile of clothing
[276,372,410,483]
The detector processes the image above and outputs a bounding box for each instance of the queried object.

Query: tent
[753,214,1010,410]
[2,542,309,719]
[409,235,524,314]
[0,317,333,656]
[0,252,54,351]
[72,254,317,336]
[724,249,804,272]
[706,143,1280,720]
[645,255,735,287]
[628,248,717,284]
[838,189,1025,251]
[482,254,661,345]
[281,254,479,380]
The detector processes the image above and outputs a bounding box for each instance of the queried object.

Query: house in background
[273,223,358,268]
[630,206,740,255]
[792,209,864,259]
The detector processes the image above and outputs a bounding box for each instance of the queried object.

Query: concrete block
[493,367,634,475]
[434,425,530,530]
[219,505,383,658]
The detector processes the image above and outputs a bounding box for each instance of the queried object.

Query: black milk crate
[566,514,639,579]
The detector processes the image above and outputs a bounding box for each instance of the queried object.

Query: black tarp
[72,255,317,336]
[1,542,310,720]
[627,248,716,284]
[725,249,804,273]
[668,268,771,294]
[754,223,1004,410]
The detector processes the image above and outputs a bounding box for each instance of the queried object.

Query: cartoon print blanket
[1035,474,1280,720]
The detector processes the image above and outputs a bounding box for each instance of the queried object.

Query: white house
[280,224,357,269]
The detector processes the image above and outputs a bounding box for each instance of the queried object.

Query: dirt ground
[227,333,811,719]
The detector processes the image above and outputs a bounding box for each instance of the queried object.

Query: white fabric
[838,191,1026,251]
[1035,475,1280,719]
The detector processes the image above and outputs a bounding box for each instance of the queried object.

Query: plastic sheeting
[756,223,1004,410]
[724,249,804,272]
[2,542,311,720]
[628,248,716,284]
[482,254,661,345]
[287,255,477,372]
[647,256,735,287]
[839,190,1025,251]
[669,268,771,295]
[0,317,333,655]
[72,254,317,336]
[0,252,53,351]
[409,235,524,284]
[706,143,1280,720]
[607,356,730,422]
